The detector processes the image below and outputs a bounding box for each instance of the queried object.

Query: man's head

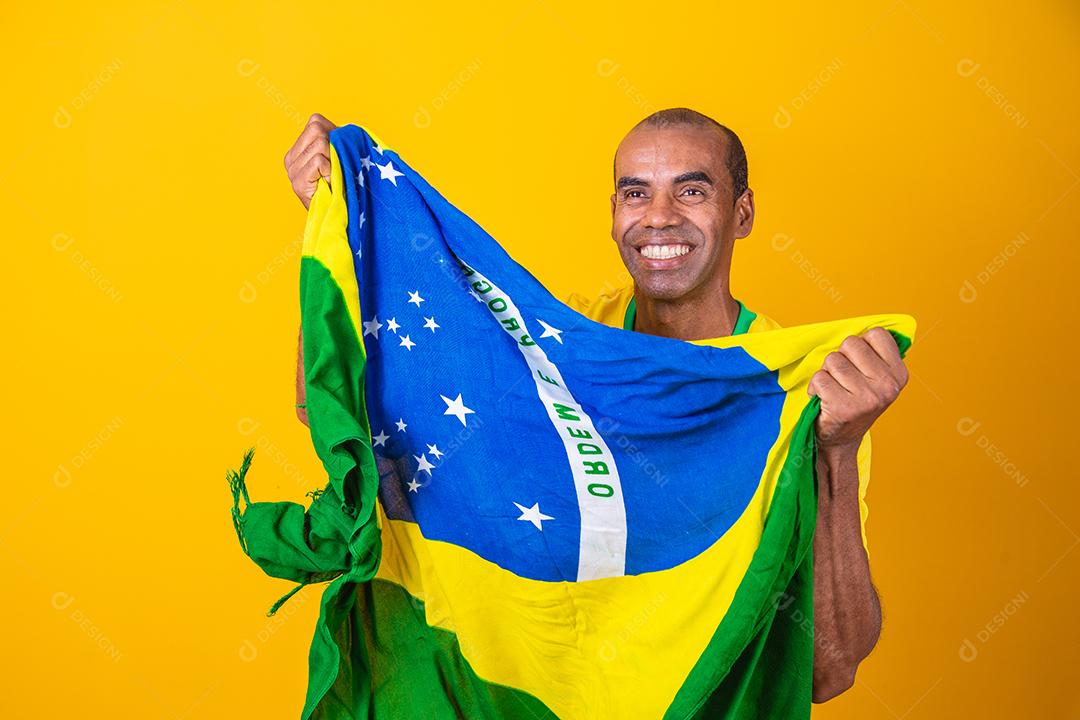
[610,108,754,302]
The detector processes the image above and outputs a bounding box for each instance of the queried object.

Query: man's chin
[631,273,696,302]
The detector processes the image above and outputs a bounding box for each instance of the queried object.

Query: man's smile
[636,242,695,268]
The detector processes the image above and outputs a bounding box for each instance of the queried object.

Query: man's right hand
[284,113,338,210]
[289,114,337,426]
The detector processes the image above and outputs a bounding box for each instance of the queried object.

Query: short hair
[614,107,749,204]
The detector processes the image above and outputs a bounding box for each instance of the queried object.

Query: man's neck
[633,283,740,341]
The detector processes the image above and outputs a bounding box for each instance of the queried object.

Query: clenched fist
[284,113,338,210]
[807,327,909,452]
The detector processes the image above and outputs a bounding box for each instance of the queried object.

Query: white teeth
[640,244,690,260]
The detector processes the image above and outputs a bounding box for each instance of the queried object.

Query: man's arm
[296,326,308,427]
[286,114,338,429]
[806,328,908,702]
[811,440,879,702]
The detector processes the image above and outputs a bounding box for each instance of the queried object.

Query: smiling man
[284,109,909,704]
[566,108,909,703]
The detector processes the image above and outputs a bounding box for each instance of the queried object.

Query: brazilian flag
[227,124,915,719]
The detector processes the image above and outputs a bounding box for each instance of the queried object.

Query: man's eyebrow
[615,171,714,190]
[616,176,648,189]
[673,170,714,185]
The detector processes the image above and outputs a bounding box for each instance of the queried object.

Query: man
[283,109,909,704]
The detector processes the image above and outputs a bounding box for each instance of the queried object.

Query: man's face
[610,125,752,301]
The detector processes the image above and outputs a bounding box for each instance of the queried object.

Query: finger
[863,327,908,387]
[284,115,335,167]
[284,124,320,167]
[307,112,336,129]
[295,153,332,195]
[821,351,868,394]
[292,135,330,177]
[807,368,846,399]
[864,327,904,369]
[838,335,892,382]
[863,327,900,362]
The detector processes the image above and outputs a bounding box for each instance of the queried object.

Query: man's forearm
[811,443,881,703]
[296,325,309,427]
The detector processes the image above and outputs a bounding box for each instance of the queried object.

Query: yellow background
[3,1,1076,717]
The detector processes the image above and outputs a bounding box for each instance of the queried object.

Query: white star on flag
[426,443,443,459]
[399,334,416,350]
[372,142,385,154]
[468,289,485,303]
[363,315,383,338]
[536,319,563,344]
[386,317,400,333]
[360,155,373,170]
[514,502,554,531]
[423,316,440,332]
[395,418,408,432]
[358,211,365,230]
[407,478,421,493]
[440,393,475,426]
[372,430,389,447]
[376,159,404,186]
[407,290,425,306]
[356,170,364,188]
[413,453,435,474]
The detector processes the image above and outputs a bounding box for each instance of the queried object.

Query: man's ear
[610,193,617,240]
[734,188,755,240]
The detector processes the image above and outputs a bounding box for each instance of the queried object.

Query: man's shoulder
[565,281,634,329]
[566,284,786,334]
[744,306,783,334]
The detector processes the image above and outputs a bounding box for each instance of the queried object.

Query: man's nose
[643,191,682,229]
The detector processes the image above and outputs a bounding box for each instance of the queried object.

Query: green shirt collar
[623,295,757,335]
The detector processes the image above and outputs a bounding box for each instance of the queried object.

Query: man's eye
[682,187,704,195]
[624,190,645,199]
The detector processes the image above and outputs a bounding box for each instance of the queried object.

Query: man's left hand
[807,327,909,452]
